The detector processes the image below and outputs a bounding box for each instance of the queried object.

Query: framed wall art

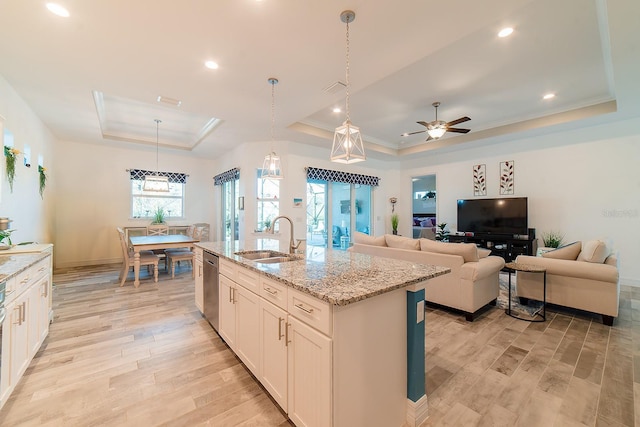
[499,160,514,195]
[473,164,486,196]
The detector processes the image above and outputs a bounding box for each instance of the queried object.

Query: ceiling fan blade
[404,130,427,136]
[447,128,471,134]
[446,116,471,127]
[416,121,430,128]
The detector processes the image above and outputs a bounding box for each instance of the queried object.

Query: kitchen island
[196,239,450,427]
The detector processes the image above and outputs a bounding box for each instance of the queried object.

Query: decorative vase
[392,230,398,235]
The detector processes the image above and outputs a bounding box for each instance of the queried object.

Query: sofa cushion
[577,240,609,263]
[477,247,491,259]
[420,239,479,263]
[385,234,420,250]
[542,241,582,260]
[353,231,387,247]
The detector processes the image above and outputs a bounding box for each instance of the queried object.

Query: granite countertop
[0,252,50,282]
[196,239,450,306]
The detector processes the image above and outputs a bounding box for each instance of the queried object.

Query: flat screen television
[457,197,528,236]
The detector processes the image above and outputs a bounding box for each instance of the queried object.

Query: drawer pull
[264,287,278,296]
[285,322,291,346]
[278,317,284,340]
[294,303,314,314]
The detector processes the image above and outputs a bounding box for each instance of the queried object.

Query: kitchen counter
[0,252,50,282]
[196,239,450,306]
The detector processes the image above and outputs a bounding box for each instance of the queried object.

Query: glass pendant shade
[331,120,365,164]
[261,151,283,180]
[332,10,365,164]
[143,175,170,192]
[261,77,283,180]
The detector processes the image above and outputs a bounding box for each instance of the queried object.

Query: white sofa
[349,232,505,321]
[514,239,620,325]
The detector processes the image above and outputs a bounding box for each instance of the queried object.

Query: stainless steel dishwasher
[203,251,220,331]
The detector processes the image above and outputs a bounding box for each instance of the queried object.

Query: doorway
[411,174,437,239]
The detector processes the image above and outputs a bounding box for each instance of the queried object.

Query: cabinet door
[9,298,29,385]
[38,276,51,343]
[218,275,236,348]
[235,286,261,377]
[287,316,332,427]
[259,299,288,411]
[0,316,11,404]
[194,259,204,313]
[27,283,41,357]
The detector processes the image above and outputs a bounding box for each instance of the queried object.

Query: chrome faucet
[268,215,302,254]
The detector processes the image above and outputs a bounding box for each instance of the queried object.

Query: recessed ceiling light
[543,93,556,100]
[332,107,341,113]
[498,27,513,38]
[205,60,219,70]
[46,3,70,17]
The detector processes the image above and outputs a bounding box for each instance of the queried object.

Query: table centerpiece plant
[151,206,166,224]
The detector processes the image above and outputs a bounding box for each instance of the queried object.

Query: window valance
[306,167,379,186]
[128,169,187,184]
[214,167,240,185]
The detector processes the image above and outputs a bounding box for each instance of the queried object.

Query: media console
[449,234,538,263]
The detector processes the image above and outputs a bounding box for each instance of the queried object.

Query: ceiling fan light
[143,175,170,192]
[331,120,366,164]
[261,152,283,180]
[427,121,447,139]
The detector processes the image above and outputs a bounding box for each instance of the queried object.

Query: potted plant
[539,230,563,255]
[0,228,15,249]
[263,216,273,231]
[436,223,449,242]
[151,206,166,224]
[391,213,399,235]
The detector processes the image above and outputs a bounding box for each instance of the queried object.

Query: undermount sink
[234,250,298,264]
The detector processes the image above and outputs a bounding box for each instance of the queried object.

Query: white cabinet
[259,299,288,411]
[234,286,261,376]
[218,274,236,349]
[287,316,332,427]
[0,253,53,410]
[194,248,204,313]
[217,262,261,378]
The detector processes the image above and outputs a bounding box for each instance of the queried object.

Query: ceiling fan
[403,102,471,141]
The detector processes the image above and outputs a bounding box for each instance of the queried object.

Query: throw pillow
[353,231,387,247]
[577,240,609,263]
[542,241,582,260]
[385,234,420,250]
[477,247,491,259]
[419,239,479,263]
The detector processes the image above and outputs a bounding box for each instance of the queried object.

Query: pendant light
[261,77,284,180]
[331,10,366,164]
[143,119,170,192]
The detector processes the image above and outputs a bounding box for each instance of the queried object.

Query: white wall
[0,75,55,246]
[54,139,217,268]
[398,117,640,286]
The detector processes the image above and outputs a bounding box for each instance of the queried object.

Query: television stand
[448,234,537,263]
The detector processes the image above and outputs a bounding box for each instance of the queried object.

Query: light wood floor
[0,264,637,426]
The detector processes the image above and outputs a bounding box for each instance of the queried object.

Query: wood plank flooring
[0,264,638,426]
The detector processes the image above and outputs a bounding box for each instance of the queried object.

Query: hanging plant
[4,146,20,192]
[38,165,47,198]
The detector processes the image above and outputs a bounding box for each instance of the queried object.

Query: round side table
[504,261,547,322]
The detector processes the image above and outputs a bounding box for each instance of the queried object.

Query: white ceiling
[0,0,637,161]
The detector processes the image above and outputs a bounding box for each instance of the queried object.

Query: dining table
[129,234,198,287]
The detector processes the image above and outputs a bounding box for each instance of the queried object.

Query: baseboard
[620,277,640,288]
[54,258,121,270]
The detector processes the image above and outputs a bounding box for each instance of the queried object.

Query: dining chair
[164,226,203,278]
[117,227,159,286]
[146,223,170,269]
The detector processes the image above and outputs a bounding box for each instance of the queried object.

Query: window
[131,180,185,219]
[256,170,280,231]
